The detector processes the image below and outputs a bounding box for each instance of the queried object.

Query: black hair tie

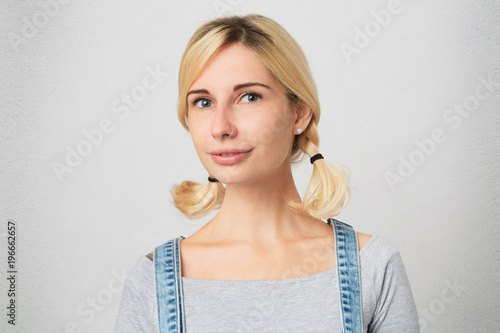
[310,153,324,164]
[208,176,219,183]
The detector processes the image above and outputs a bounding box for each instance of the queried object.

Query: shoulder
[131,254,154,275]
[356,232,401,260]
[123,255,155,292]
[358,234,409,288]
[347,228,399,262]
[356,235,419,331]
[115,255,157,331]
[356,232,373,252]
[359,234,400,259]
[356,233,406,281]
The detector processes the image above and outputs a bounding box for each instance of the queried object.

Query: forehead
[189,43,277,91]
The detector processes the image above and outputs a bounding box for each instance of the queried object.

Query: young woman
[115,15,420,333]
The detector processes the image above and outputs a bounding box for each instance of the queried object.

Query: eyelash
[190,90,263,107]
[240,90,263,102]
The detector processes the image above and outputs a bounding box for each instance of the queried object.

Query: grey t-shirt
[114,235,420,332]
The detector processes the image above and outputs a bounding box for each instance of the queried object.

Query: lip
[209,148,253,165]
[209,148,253,155]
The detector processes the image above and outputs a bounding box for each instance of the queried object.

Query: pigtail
[302,157,351,219]
[288,122,351,219]
[170,179,225,219]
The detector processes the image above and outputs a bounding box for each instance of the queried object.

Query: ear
[293,101,313,131]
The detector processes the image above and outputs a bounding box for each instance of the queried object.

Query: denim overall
[154,218,363,333]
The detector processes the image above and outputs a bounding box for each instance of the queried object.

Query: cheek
[188,123,208,154]
[265,108,294,140]
[270,111,294,136]
[252,110,295,155]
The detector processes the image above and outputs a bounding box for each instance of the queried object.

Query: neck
[202,166,317,246]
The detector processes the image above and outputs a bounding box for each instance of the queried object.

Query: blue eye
[241,93,261,103]
[194,98,213,108]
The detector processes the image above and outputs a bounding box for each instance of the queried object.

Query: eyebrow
[186,82,271,98]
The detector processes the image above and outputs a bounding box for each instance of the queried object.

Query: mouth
[217,153,242,156]
[209,149,253,165]
[209,148,253,155]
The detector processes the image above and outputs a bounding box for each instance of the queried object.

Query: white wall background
[1,0,499,332]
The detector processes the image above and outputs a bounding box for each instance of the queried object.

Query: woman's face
[186,43,305,185]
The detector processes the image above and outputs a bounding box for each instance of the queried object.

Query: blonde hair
[171,15,350,219]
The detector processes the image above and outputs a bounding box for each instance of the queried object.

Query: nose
[211,102,236,140]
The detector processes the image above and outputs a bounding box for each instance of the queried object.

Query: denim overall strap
[154,236,186,333]
[328,218,363,333]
